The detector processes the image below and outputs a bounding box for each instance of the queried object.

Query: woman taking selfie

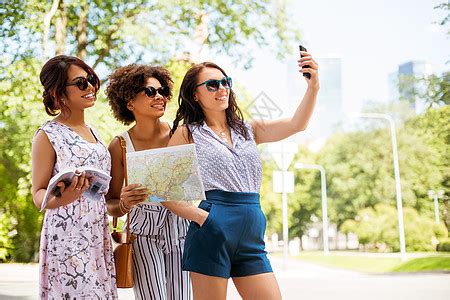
[166,49,319,299]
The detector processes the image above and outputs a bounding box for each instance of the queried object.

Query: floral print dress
[35,121,117,299]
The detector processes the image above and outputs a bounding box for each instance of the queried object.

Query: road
[0,255,449,299]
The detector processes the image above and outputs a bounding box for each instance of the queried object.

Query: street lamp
[294,163,329,255]
[428,190,445,224]
[269,142,297,268]
[350,113,406,261]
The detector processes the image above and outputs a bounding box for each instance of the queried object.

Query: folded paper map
[126,144,205,202]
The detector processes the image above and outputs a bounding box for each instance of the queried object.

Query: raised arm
[163,126,209,225]
[251,51,319,144]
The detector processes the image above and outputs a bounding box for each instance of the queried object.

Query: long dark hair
[171,62,249,139]
[39,55,100,116]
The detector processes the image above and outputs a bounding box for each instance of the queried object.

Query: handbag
[111,135,135,288]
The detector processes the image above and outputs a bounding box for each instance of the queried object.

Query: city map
[126,144,205,202]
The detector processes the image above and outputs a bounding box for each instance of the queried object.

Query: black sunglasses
[195,76,232,92]
[66,74,97,91]
[137,86,170,98]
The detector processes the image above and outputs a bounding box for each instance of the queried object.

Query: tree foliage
[0,1,301,261]
[341,204,448,251]
[398,73,450,109]
[311,106,449,230]
[434,1,450,32]
[284,105,449,251]
[0,57,45,261]
[288,147,322,241]
[1,0,301,69]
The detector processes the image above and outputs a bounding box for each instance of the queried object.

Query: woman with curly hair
[166,50,319,299]
[105,64,190,300]
[32,55,117,299]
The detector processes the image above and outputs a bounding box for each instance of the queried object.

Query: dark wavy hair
[105,64,173,125]
[171,62,249,139]
[39,55,100,116]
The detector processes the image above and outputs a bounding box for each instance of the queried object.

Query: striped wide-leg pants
[130,209,190,300]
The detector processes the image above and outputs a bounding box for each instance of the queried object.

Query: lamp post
[269,142,297,268]
[294,163,329,255]
[428,190,445,224]
[351,113,406,261]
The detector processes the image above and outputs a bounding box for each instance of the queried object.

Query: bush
[437,238,450,252]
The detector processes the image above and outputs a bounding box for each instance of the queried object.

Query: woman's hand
[119,184,149,212]
[196,208,209,227]
[251,52,320,144]
[298,51,319,90]
[56,171,90,206]
[161,201,210,226]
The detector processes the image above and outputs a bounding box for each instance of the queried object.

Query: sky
[218,0,449,114]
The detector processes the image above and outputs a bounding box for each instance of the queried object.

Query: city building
[388,60,434,114]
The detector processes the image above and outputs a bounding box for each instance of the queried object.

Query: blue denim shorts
[182,190,273,278]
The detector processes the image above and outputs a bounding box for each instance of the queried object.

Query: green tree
[288,148,322,244]
[317,130,394,229]
[398,73,450,109]
[0,57,45,261]
[257,0,450,250]
[406,106,450,229]
[314,105,448,232]
[163,58,195,122]
[260,157,283,236]
[1,1,302,261]
[434,1,449,33]
[258,145,323,250]
[342,204,448,251]
[1,0,300,69]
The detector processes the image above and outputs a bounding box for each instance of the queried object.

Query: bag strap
[112,135,131,243]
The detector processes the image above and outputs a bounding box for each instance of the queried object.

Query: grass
[291,251,450,273]
[391,256,450,272]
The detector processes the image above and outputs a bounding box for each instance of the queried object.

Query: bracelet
[119,200,128,214]
[118,198,130,215]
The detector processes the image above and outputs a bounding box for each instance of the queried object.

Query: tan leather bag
[111,136,134,288]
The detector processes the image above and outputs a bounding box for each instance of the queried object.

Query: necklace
[218,130,228,143]
[210,126,228,143]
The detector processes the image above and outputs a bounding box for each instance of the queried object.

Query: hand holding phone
[299,45,311,79]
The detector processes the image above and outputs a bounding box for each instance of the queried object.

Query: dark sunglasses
[66,74,97,91]
[195,76,232,92]
[137,86,170,98]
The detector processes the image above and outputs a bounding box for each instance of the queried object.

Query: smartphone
[299,45,311,79]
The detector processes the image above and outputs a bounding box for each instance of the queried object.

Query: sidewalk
[0,263,240,299]
[1,255,449,300]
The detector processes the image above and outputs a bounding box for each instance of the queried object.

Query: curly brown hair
[105,64,173,125]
